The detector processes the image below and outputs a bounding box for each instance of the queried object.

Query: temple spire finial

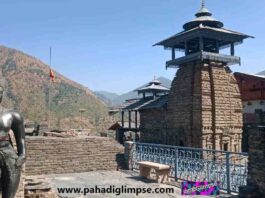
[201,0,205,8]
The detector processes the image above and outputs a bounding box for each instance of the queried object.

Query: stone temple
[117,1,253,153]
[153,1,253,152]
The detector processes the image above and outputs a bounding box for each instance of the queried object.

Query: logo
[181,181,220,196]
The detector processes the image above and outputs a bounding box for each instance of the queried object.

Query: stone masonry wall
[201,62,243,151]
[239,126,265,197]
[165,61,243,151]
[25,136,124,175]
[165,62,201,147]
[140,109,167,144]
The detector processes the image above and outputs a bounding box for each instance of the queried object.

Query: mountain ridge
[257,70,265,76]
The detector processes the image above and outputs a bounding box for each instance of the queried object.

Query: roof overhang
[154,26,254,50]
[234,72,265,82]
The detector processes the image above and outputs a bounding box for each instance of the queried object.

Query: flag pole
[48,47,52,130]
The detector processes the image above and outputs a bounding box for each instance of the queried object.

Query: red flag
[49,69,55,82]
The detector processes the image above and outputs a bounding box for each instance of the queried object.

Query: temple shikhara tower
[153,1,253,152]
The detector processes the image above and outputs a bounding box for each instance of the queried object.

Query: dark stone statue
[0,85,26,198]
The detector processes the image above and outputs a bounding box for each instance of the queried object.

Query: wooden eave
[154,27,253,49]
[166,51,241,68]
[234,72,265,82]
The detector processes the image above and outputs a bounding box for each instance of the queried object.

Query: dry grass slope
[0,45,115,132]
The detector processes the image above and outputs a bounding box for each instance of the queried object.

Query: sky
[0,0,264,94]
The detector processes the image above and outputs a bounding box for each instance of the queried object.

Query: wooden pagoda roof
[122,95,168,111]
[166,51,241,68]
[138,94,168,110]
[136,79,169,94]
[137,84,169,93]
[123,97,154,111]
[154,25,254,50]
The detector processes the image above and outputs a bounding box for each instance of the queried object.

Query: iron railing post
[175,148,179,181]
[226,152,231,194]
[140,145,143,162]
[207,162,210,181]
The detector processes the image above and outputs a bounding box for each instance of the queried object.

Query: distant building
[108,78,169,144]
[234,72,265,125]
[138,94,168,144]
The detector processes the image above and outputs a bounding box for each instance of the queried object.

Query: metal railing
[131,142,248,193]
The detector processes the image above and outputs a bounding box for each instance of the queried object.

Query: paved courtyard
[27,170,235,198]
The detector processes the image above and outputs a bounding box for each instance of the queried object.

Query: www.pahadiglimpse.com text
[57,185,175,196]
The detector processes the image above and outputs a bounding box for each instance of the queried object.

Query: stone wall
[140,108,167,144]
[239,126,265,197]
[25,136,125,175]
[166,61,199,147]
[200,62,243,151]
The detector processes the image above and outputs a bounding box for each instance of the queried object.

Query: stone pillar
[124,141,134,170]
[239,126,265,197]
